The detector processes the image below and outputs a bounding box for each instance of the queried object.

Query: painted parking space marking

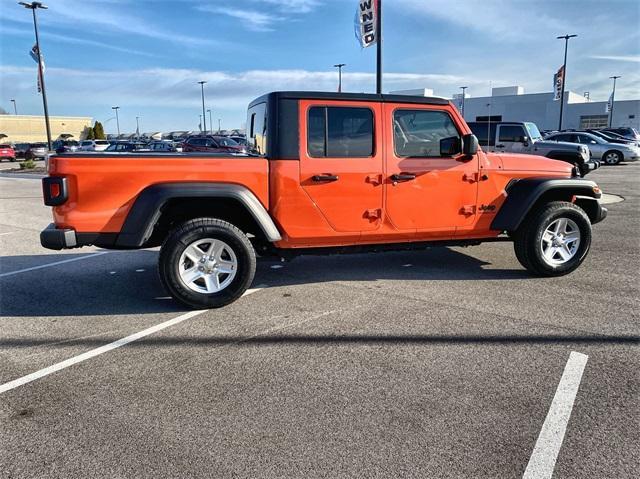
[523,351,589,479]
[0,286,265,395]
[0,251,109,278]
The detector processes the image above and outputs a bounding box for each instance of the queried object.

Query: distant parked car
[12,143,30,159]
[147,141,178,153]
[182,135,246,154]
[603,127,640,143]
[545,131,640,165]
[53,139,80,154]
[78,139,111,152]
[25,143,48,160]
[104,141,150,152]
[0,144,16,162]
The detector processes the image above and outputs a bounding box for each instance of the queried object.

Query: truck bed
[47,153,269,233]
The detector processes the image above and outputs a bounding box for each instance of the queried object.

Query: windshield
[525,122,542,140]
[216,137,239,147]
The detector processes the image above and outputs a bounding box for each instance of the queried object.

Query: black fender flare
[115,183,282,248]
[491,177,602,232]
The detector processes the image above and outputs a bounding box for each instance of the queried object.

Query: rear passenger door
[299,101,384,232]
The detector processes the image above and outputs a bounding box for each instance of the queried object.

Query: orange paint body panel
[48,155,269,233]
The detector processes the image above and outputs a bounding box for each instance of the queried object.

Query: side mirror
[462,133,478,157]
[440,136,462,156]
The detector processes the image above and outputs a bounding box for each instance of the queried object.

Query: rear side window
[498,125,527,143]
[307,106,374,158]
[393,110,459,157]
[247,102,267,156]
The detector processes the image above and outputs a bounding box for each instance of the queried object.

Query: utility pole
[334,63,346,93]
[376,0,382,94]
[207,109,213,134]
[19,1,52,151]
[608,76,621,128]
[459,86,468,118]
[111,106,120,136]
[10,99,17,115]
[557,34,577,131]
[198,81,207,134]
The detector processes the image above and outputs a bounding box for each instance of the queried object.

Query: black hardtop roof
[249,91,451,109]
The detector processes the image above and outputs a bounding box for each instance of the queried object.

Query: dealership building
[392,86,640,131]
[0,115,93,143]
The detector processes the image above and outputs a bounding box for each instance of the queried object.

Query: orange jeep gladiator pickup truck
[41,92,607,308]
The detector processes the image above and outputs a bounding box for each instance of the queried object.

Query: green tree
[85,126,95,140]
[93,121,105,139]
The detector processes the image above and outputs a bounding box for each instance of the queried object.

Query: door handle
[390,173,416,182]
[312,174,339,182]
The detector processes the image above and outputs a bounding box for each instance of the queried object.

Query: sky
[1,0,639,134]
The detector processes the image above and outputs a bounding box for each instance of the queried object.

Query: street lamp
[334,63,346,93]
[136,116,141,138]
[556,34,577,131]
[608,76,621,128]
[19,1,52,151]
[198,81,207,134]
[459,86,468,118]
[218,118,221,134]
[207,109,213,135]
[111,106,120,136]
[10,99,17,115]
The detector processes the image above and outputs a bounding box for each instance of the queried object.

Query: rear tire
[513,201,592,277]
[603,150,622,165]
[159,218,256,309]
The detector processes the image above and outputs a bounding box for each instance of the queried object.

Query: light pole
[334,63,346,93]
[557,34,577,131]
[198,81,207,134]
[218,118,221,134]
[135,116,141,138]
[459,86,467,118]
[608,76,621,128]
[199,114,203,132]
[111,106,120,136]
[207,109,213,134]
[19,1,52,151]
[10,99,17,115]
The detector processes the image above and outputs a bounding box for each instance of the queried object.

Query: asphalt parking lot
[0,163,638,478]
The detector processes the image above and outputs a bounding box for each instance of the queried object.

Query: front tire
[513,201,592,277]
[603,150,622,165]
[159,218,256,309]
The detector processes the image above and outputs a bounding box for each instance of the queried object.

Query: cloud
[590,55,640,63]
[198,6,283,32]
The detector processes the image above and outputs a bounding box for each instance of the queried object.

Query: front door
[495,124,528,153]
[299,100,384,232]
[384,105,479,236]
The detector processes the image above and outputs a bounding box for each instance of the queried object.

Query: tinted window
[247,102,267,155]
[216,137,239,147]
[498,125,527,143]
[468,122,496,147]
[308,107,374,158]
[393,110,459,157]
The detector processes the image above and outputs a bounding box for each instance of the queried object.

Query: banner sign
[606,92,613,113]
[553,65,564,101]
[355,0,377,48]
[30,44,45,94]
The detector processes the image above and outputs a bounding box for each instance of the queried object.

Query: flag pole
[376,0,382,95]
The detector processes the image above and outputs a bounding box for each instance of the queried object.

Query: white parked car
[79,140,110,152]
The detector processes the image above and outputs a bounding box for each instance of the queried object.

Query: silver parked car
[545,131,640,165]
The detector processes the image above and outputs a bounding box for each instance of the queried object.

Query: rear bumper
[40,223,77,250]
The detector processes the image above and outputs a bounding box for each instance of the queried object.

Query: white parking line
[523,351,589,479]
[0,251,109,278]
[0,286,265,394]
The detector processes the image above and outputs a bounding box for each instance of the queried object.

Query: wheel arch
[116,182,282,248]
[491,177,601,232]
